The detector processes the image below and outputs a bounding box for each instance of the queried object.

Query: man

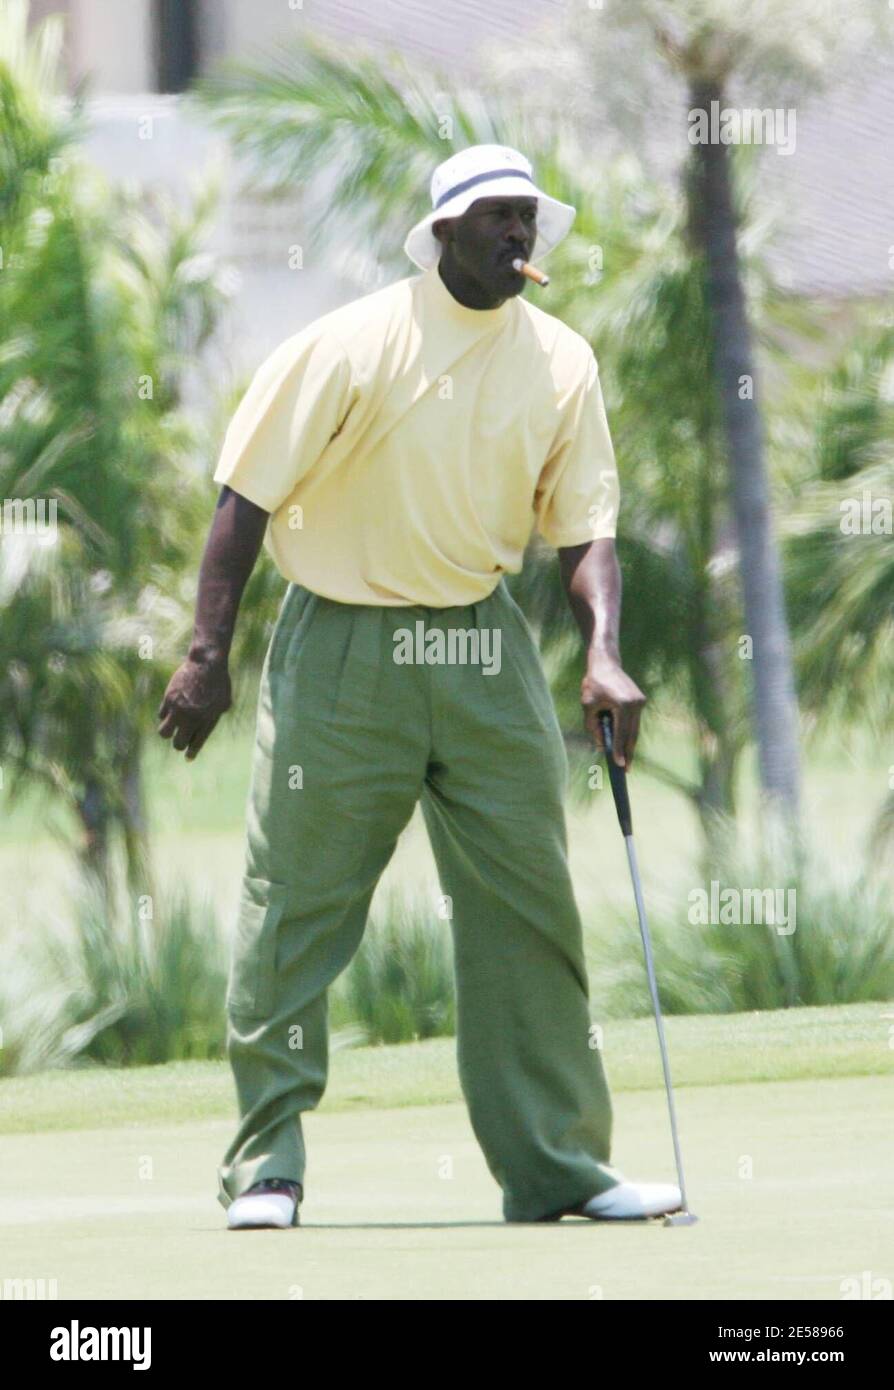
[159,144,682,1228]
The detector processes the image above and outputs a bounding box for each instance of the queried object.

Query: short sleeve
[534,348,620,547]
[212,328,355,514]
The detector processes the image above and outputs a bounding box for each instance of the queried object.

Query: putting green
[1,1073,891,1300]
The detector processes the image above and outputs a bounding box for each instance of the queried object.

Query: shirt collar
[420,260,513,329]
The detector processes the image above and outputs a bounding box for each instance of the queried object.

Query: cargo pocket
[226,876,288,1020]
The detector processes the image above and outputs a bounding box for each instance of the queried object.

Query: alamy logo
[839,490,893,535]
[392,621,501,675]
[50,1321,151,1370]
[688,880,796,936]
[1,1276,58,1299]
[0,497,58,542]
[688,101,796,156]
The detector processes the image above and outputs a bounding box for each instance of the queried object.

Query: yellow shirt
[213,261,620,606]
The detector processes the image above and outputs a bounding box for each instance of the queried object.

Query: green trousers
[216,578,621,1223]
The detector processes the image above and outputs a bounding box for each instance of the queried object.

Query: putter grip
[598,711,633,836]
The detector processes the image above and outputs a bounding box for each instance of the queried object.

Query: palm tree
[684,71,802,831]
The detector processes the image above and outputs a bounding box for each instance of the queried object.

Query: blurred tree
[0,1,229,902]
[486,0,892,834]
[781,316,894,859]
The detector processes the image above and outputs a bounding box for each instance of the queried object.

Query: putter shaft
[599,712,697,1224]
[623,833,693,1218]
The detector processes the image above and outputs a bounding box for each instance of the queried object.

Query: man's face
[433,195,538,297]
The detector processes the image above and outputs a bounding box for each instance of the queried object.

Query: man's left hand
[581,655,646,769]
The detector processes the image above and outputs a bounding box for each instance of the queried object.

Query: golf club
[598,710,698,1227]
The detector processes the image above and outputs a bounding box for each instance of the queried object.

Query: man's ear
[432,217,453,249]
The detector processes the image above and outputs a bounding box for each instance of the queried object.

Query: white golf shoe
[576,1180,683,1220]
[226,1178,301,1230]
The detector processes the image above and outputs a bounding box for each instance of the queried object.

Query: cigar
[512,258,550,287]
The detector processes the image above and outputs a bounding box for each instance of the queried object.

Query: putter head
[664,1210,698,1227]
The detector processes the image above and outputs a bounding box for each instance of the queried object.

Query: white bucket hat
[403,143,576,270]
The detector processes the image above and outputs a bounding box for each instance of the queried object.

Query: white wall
[68,0,154,94]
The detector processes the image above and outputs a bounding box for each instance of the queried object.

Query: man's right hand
[159,486,271,761]
[158,654,233,761]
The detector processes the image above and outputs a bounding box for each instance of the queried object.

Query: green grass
[1,1002,890,1136]
[1,1004,891,1299]
[0,1076,890,1299]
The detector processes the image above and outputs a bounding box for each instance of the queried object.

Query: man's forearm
[558,538,644,767]
[557,538,622,659]
[188,486,270,664]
